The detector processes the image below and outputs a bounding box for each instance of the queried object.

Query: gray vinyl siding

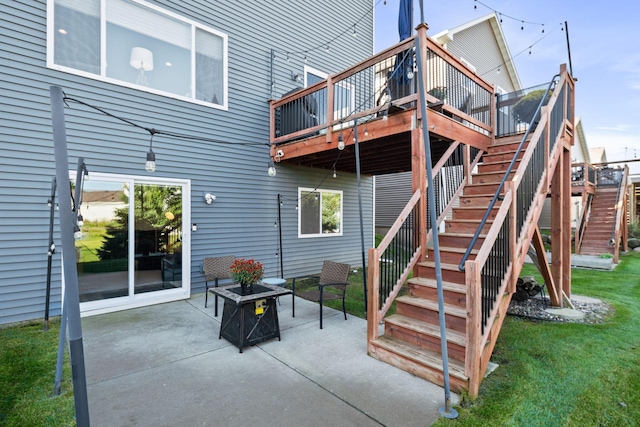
[443,20,517,93]
[375,172,413,230]
[0,0,373,325]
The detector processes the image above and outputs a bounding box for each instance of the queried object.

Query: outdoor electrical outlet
[192,224,197,232]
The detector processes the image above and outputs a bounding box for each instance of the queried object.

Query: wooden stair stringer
[368,335,469,393]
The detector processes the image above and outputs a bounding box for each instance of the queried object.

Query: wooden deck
[269,24,577,400]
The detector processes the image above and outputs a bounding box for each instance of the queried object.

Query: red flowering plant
[229,258,264,285]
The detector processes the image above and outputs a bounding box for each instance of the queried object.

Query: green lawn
[75,221,108,263]
[0,319,75,426]
[432,251,640,426]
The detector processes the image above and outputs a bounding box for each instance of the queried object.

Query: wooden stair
[368,134,527,392]
[579,187,618,256]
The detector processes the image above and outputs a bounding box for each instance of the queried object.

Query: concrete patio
[81,291,457,426]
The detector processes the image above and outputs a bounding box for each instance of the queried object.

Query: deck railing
[574,192,593,254]
[496,82,554,138]
[610,164,629,263]
[464,67,574,394]
[367,138,483,338]
[367,189,422,342]
[270,33,493,145]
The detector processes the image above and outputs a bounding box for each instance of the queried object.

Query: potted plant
[230,258,264,294]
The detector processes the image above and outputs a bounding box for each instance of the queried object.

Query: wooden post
[464,143,472,185]
[531,226,560,306]
[415,23,429,121]
[561,148,572,298]
[367,247,380,344]
[505,182,517,294]
[550,144,564,306]
[465,260,481,399]
[412,127,427,263]
[325,76,334,144]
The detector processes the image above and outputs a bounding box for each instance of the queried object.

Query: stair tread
[440,231,488,238]
[447,218,494,224]
[418,260,465,271]
[372,335,468,380]
[385,314,467,346]
[396,295,467,318]
[408,276,467,294]
[427,246,479,255]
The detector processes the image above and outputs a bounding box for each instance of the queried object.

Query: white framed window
[298,188,343,238]
[47,0,228,109]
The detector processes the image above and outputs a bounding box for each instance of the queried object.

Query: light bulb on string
[497,66,501,74]
[268,158,277,177]
[541,24,545,33]
[145,132,156,172]
[364,125,369,137]
[337,132,345,150]
[521,21,524,31]
[352,25,357,37]
[333,167,337,179]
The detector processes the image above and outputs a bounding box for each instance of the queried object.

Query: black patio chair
[203,256,235,317]
[292,260,350,329]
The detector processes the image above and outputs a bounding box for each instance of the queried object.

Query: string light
[273,0,384,62]
[475,0,547,32]
[480,22,564,78]
[337,132,345,150]
[145,131,156,172]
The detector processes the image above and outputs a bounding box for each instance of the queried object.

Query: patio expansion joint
[253,345,386,427]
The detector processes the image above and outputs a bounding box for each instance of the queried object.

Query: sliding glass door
[73,173,190,313]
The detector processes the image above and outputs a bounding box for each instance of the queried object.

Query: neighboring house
[589,146,608,164]
[0,0,374,324]
[375,12,521,233]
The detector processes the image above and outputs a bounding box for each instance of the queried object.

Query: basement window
[298,188,343,238]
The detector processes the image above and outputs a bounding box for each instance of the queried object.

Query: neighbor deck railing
[611,164,629,263]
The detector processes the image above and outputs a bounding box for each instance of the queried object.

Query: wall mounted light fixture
[291,71,303,84]
[204,193,216,204]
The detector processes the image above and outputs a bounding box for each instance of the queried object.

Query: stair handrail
[610,164,629,262]
[367,189,422,342]
[458,74,560,272]
[574,192,593,254]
